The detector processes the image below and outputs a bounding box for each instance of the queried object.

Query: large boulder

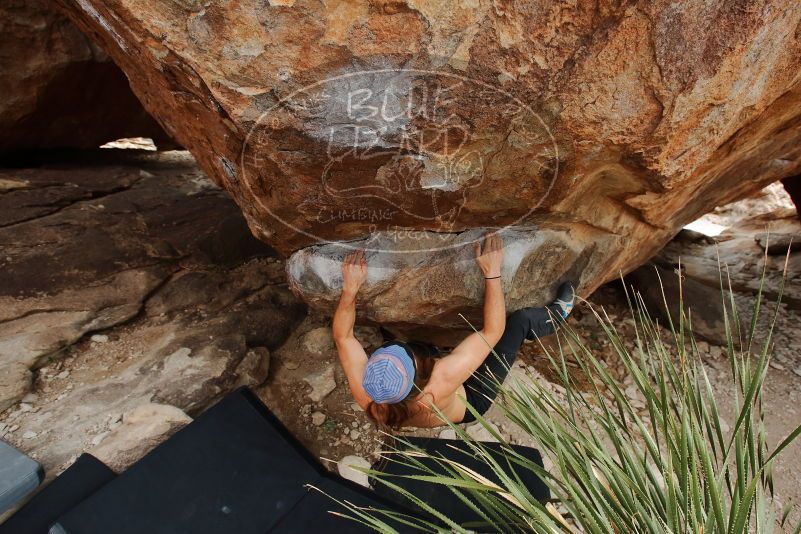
[0,0,174,151]
[53,0,801,326]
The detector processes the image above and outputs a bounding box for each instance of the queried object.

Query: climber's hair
[365,341,439,430]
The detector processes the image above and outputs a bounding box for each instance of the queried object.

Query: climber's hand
[342,249,368,295]
[474,231,504,278]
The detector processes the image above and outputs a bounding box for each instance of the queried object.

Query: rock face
[289,227,606,330]
[89,404,192,472]
[0,152,308,476]
[627,182,801,344]
[337,455,371,488]
[0,152,306,412]
[0,0,174,151]
[53,0,801,326]
[626,263,731,345]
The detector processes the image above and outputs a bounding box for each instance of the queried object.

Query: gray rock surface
[626,263,731,345]
[0,364,32,416]
[288,227,611,330]
[303,366,337,403]
[300,327,335,354]
[629,186,801,345]
[234,348,271,389]
[311,411,326,426]
[0,152,305,411]
[755,233,801,256]
[89,403,191,472]
[337,455,371,488]
[0,152,306,476]
[438,428,457,440]
[465,421,501,443]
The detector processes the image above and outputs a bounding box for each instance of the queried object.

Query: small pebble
[337,455,371,487]
[56,370,70,380]
[631,399,646,410]
[90,334,109,343]
[22,430,37,440]
[719,418,731,433]
[311,411,326,426]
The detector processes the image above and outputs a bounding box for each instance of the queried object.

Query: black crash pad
[49,388,409,534]
[0,453,114,534]
[45,388,550,533]
[371,436,551,528]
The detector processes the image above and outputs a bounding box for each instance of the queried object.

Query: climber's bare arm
[427,233,506,398]
[332,250,372,409]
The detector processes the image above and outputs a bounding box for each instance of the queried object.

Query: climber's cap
[362,343,415,404]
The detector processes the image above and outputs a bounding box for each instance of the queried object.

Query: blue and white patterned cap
[362,344,415,404]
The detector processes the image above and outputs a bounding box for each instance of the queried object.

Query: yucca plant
[326,254,801,533]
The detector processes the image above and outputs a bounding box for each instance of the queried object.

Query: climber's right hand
[341,249,368,295]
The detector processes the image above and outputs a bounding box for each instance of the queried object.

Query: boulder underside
[52,0,801,326]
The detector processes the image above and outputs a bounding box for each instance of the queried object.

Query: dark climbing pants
[460,304,563,423]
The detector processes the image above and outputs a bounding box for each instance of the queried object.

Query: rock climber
[332,231,576,429]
